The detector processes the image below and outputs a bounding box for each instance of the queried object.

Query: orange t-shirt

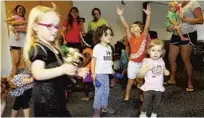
[83,48,93,70]
[128,33,150,62]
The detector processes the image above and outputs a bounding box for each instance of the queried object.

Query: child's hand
[92,74,96,81]
[76,67,89,79]
[175,23,180,26]
[142,63,153,72]
[30,77,34,82]
[143,4,151,15]
[61,64,77,76]
[116,6,124,16]
[164,69,170,76]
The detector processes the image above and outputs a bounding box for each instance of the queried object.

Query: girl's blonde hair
[147,39,164,51]
[168,1,176,11]
[23,3,60,65]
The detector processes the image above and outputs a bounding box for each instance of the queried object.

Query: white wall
[1,1,11,77]
[2,1,203,76]
[150,3,172,40]
[73,1,143,45]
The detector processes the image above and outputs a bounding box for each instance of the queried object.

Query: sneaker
[186,87,194,92]
[139,112,147,118]
[93,110,101,117]
[101,107,115,114]
[150,113,157,118]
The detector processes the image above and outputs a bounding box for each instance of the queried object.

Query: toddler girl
[138,39,170,118]
[91,25,115,117]
[166,1,188,40]
[23,3,88,117]
[6,7,27,40]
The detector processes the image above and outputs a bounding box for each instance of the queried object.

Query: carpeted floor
[2,69,204,117]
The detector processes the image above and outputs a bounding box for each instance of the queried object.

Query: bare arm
[116,6,131,40]
[8,20,27,25]
[31,60,77,81]
[22,77,34,85]
[15,27,27,32]
[143,4,151,37]
[181,7,203,24]
[91,57,96,81]
[163,64,170,76]
[5,17,15,22]
[61,26,67,44]
[80,22,86,36]
[125,45,130,58]
[82,53,91,67]
[137,60,152,78]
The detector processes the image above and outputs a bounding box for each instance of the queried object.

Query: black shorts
[12,89,32,110]
[169,31,197,46]
[10,46,22,51]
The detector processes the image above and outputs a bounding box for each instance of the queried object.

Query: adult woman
[167,0,203,92]
[87,8,108,32]
[7,5,27,79]
[61,7,85,51]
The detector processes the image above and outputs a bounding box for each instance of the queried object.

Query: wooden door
[41,1,72,24]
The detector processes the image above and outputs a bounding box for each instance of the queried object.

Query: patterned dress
[9,73,33,97]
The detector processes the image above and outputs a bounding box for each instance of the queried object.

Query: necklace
[36,40,63,65]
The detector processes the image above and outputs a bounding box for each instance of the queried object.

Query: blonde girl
[23,3,88,117]
[166,1,188,40]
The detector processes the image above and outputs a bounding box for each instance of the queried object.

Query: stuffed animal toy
[60,45,83,66]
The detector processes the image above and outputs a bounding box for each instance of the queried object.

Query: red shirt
[62,20,83,43]
[128,33,151,62]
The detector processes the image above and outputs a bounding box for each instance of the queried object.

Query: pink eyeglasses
[38,23,60,30]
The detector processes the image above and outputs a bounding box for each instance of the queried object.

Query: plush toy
[60,45,83,66]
